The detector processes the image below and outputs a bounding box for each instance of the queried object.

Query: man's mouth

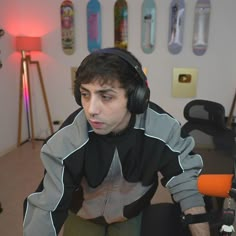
[89,120,104,129]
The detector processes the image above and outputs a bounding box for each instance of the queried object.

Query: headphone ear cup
[128,86,150,114]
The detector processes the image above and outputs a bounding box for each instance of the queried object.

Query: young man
[23,48,210,236]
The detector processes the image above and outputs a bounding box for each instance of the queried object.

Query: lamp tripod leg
[32,60,54,135]
[17,59,24,147]
[25,58,35,148]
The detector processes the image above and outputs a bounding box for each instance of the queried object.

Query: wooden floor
[0,142,63,235]
[0,141,172,236]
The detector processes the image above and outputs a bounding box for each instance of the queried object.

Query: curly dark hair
[74,47,146,106]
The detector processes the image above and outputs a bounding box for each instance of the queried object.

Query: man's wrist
[181,212,209,226]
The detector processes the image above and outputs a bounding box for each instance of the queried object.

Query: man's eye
[102,95,112,101]
[80,92,88,97]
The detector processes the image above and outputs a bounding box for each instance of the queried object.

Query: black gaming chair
[141,203,191,236]
[181,99,236,235]
[182,99,235,174]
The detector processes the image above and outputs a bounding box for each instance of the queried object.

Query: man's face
[80,79,131,135]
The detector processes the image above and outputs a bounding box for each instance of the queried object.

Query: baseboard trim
[0,145,17,158]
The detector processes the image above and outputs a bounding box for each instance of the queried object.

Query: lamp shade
[15,36,42,52]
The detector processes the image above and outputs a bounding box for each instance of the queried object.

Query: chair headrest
[183,99,226,129]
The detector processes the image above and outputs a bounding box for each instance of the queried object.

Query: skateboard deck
[192,0,211,56]
[114,0,128,49]
[87,0,102,52]
[141,0,156,54]
[168,0,185,54]
[60,0,75,55]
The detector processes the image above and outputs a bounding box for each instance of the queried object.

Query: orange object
[197,174,234,198]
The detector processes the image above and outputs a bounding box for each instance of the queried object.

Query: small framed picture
[172,67,198,98]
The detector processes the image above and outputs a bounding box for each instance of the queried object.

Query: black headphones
[75,48,150,114]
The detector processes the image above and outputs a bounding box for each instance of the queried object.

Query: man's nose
[88,96,100,115]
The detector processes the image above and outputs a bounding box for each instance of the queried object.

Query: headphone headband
[93,48,148,83]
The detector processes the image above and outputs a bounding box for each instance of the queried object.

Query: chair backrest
[182,99,235,174]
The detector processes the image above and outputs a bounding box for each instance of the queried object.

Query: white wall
[0,0,235,155]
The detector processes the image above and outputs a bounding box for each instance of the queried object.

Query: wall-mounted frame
[172,67,198,98]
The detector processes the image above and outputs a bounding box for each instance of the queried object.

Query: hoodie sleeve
[23,143,78,236]
[23,109,87,236]
[160,121,205,212]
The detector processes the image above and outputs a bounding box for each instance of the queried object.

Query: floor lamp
[16,36,54,147]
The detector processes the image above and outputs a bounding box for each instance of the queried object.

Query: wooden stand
[17,51,54,147]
